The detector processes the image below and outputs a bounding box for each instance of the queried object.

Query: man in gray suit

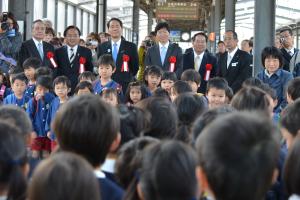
[144,22,183,78]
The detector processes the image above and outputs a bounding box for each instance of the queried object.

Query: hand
[47,131,52,139]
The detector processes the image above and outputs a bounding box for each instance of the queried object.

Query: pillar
[132,0,140,45]
[96,0,106,33]
[225,0,235,31]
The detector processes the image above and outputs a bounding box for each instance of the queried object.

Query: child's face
[161,79,174,93]
[170,87,178,102]
[186,81,199,93]
[54,83,69,98]
[24,67,36,81]
[129,86,142,104]
[147,74,161,89]
[98,64,114,80]
[35,85,49,97]
[207,87,226,108]
[264,57,280,74]
[102,94,118,106]
[77,87,92,96]
[12,80,27,96]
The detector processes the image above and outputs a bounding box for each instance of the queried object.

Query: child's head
[225,86,233,104]
[242,77,263,88]
[170,80,193,102]
[28,152,100,200]
[181,69,201,93]
[280,99,300,149]
[53,76,71,98]
[144,65,162,89]
[287,77,300,103]
[8,67,24,84]
[74,81,94,96]
[259,83,278,112]
[206,77,228,108]
[152,87,171,101]
[97,54,115,80]
[35,67,53,79]
[160,71,177,93]
[23,57,41,81]
[100,88,119,106]
[35,75,52,97]
[261,46,283,74]
[11,73,28,96]
[196,112,280,200]
[125,81,149,104]
[78,71,96,83]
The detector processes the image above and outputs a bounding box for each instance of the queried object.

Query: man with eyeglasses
[279,26,299,72]
[217,30,252,93]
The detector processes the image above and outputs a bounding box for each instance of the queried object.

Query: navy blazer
[280,48,299,72]
[144,42,183,78]
[183,48,217,93]
[217,49,252,93]
[18,39,56,69]
[97,39,139,91]
[98,178,124,200]
[55,45,93,92]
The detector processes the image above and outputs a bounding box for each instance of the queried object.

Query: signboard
[156,2,199,20]
[170,30,181,42]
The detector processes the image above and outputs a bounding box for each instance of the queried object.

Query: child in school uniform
[45,76,71,151]
[170,80,193,102]
[181,69,203,95]
[27,75,55,159]
[0,69,11,103]
[144,65,162,94]
[125,81,150,105]
[160,71,177,94]
[78,71,96,83]
[206,77,228,109]
[3,73,30,110]
[23,57,41,98]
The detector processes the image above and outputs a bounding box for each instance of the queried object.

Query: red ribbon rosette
[121,54,130,72]
[79,57,86,74]
[47,52,57,68]
[169,56,176,72]
[204,64,212,81]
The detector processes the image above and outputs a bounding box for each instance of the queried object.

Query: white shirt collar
[228,46,238,58]
[111,39,122,49]
[159,41,170,50]
[94,169,106,179]
[101,158,115,173]
[32,37,43,48]
[193,50,205,59]
[67,45,78,53]
[264,69,273,78]
[285,48,294,55]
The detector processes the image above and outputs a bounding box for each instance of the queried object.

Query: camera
[144,39,154,48]
[0,12,9,31]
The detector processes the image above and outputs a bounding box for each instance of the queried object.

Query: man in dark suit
[279,26,299,71]
[55,26,93,92]
[97,18,139,93]
[18,19,56,69]
[217,30,252,93]
[183,32,217,93]
[144,22,183,78]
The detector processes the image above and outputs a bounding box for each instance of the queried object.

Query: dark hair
[172,80,193,95]
[49,37,62,48]
[53,76,71,89]
[63,25,81,37]
[217,41,225,45]
[74,81,94,94]
[259,83,277,100]
[152,88,171,101]
[280,99,300,137]
[36,75,52,90]
[125,81,150,104]
[225,86,234,102]
[154,22,170,33]
[12,72,27,84]
[192,32,208,43]
[97,54,116,70]
[280,26,293,36]
[45,27,56,36]
[174,93,207,143]
[28,152,100,200]
[242,77,263,88]
[115,136,159,189]
[100,88,120,104]
[35,66,53,79]
[181,69,201,85]
[161,71,177,82]
[0,12,19,31]
[139,141,197,200]
[53,95,120,167]
[149,31,156,37]
[225,30,238,40]
[196,112,280,200]
[87,32,101,43]
[78,71,96,82]
[136,97,177,139]
[261,46,283,68]
[31,19,44,29]
[0,121,28,200]
[23,57,41,69]
[206,77,228,93]
[287,77,300,101]
[107,17,123,28]
[144,65,163,84]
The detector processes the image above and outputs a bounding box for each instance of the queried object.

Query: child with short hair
[160,71,177,94]
[35,66,53,78]
[3,73,30,110]
[286,77,300,104]
[78,71,96,83]
[170,80,193,102]
[23,57,41,98]
[100,88,119,107]
[206,77,228,109]
[181,69,202,94]
[125,81,150,105]
[74,81,94,95]
[144,65,162,93]
[26,75,55,158]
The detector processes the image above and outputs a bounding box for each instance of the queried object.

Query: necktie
[112,43,118,63]
[288,51,293,57]
[160,46,167,64]
[227,54,231,68]
[70,48,75,63]
[38,42,43,60]
[194,55,200,72]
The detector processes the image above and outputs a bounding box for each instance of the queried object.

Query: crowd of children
[0,48,300,200]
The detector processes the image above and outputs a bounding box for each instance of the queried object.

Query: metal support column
[132,0,140,45]
[225,0,235,31]
[214,0,221,54]
[253,0,275,76]
[147,2,154,34]
[210,6,215,53]
[96,0,106,33]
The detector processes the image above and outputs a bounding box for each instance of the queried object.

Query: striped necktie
[70,48,75,64]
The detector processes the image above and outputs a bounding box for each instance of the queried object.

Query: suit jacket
[97,39,139,91]
[280,48,299,71]
[55,45,93,92]
[144,42,183,78]
[217,49,252,93]
[183,48,217,93]
[18,39,56,69]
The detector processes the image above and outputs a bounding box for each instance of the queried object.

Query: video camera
[0,12,9,32]
[144,39,154,48]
